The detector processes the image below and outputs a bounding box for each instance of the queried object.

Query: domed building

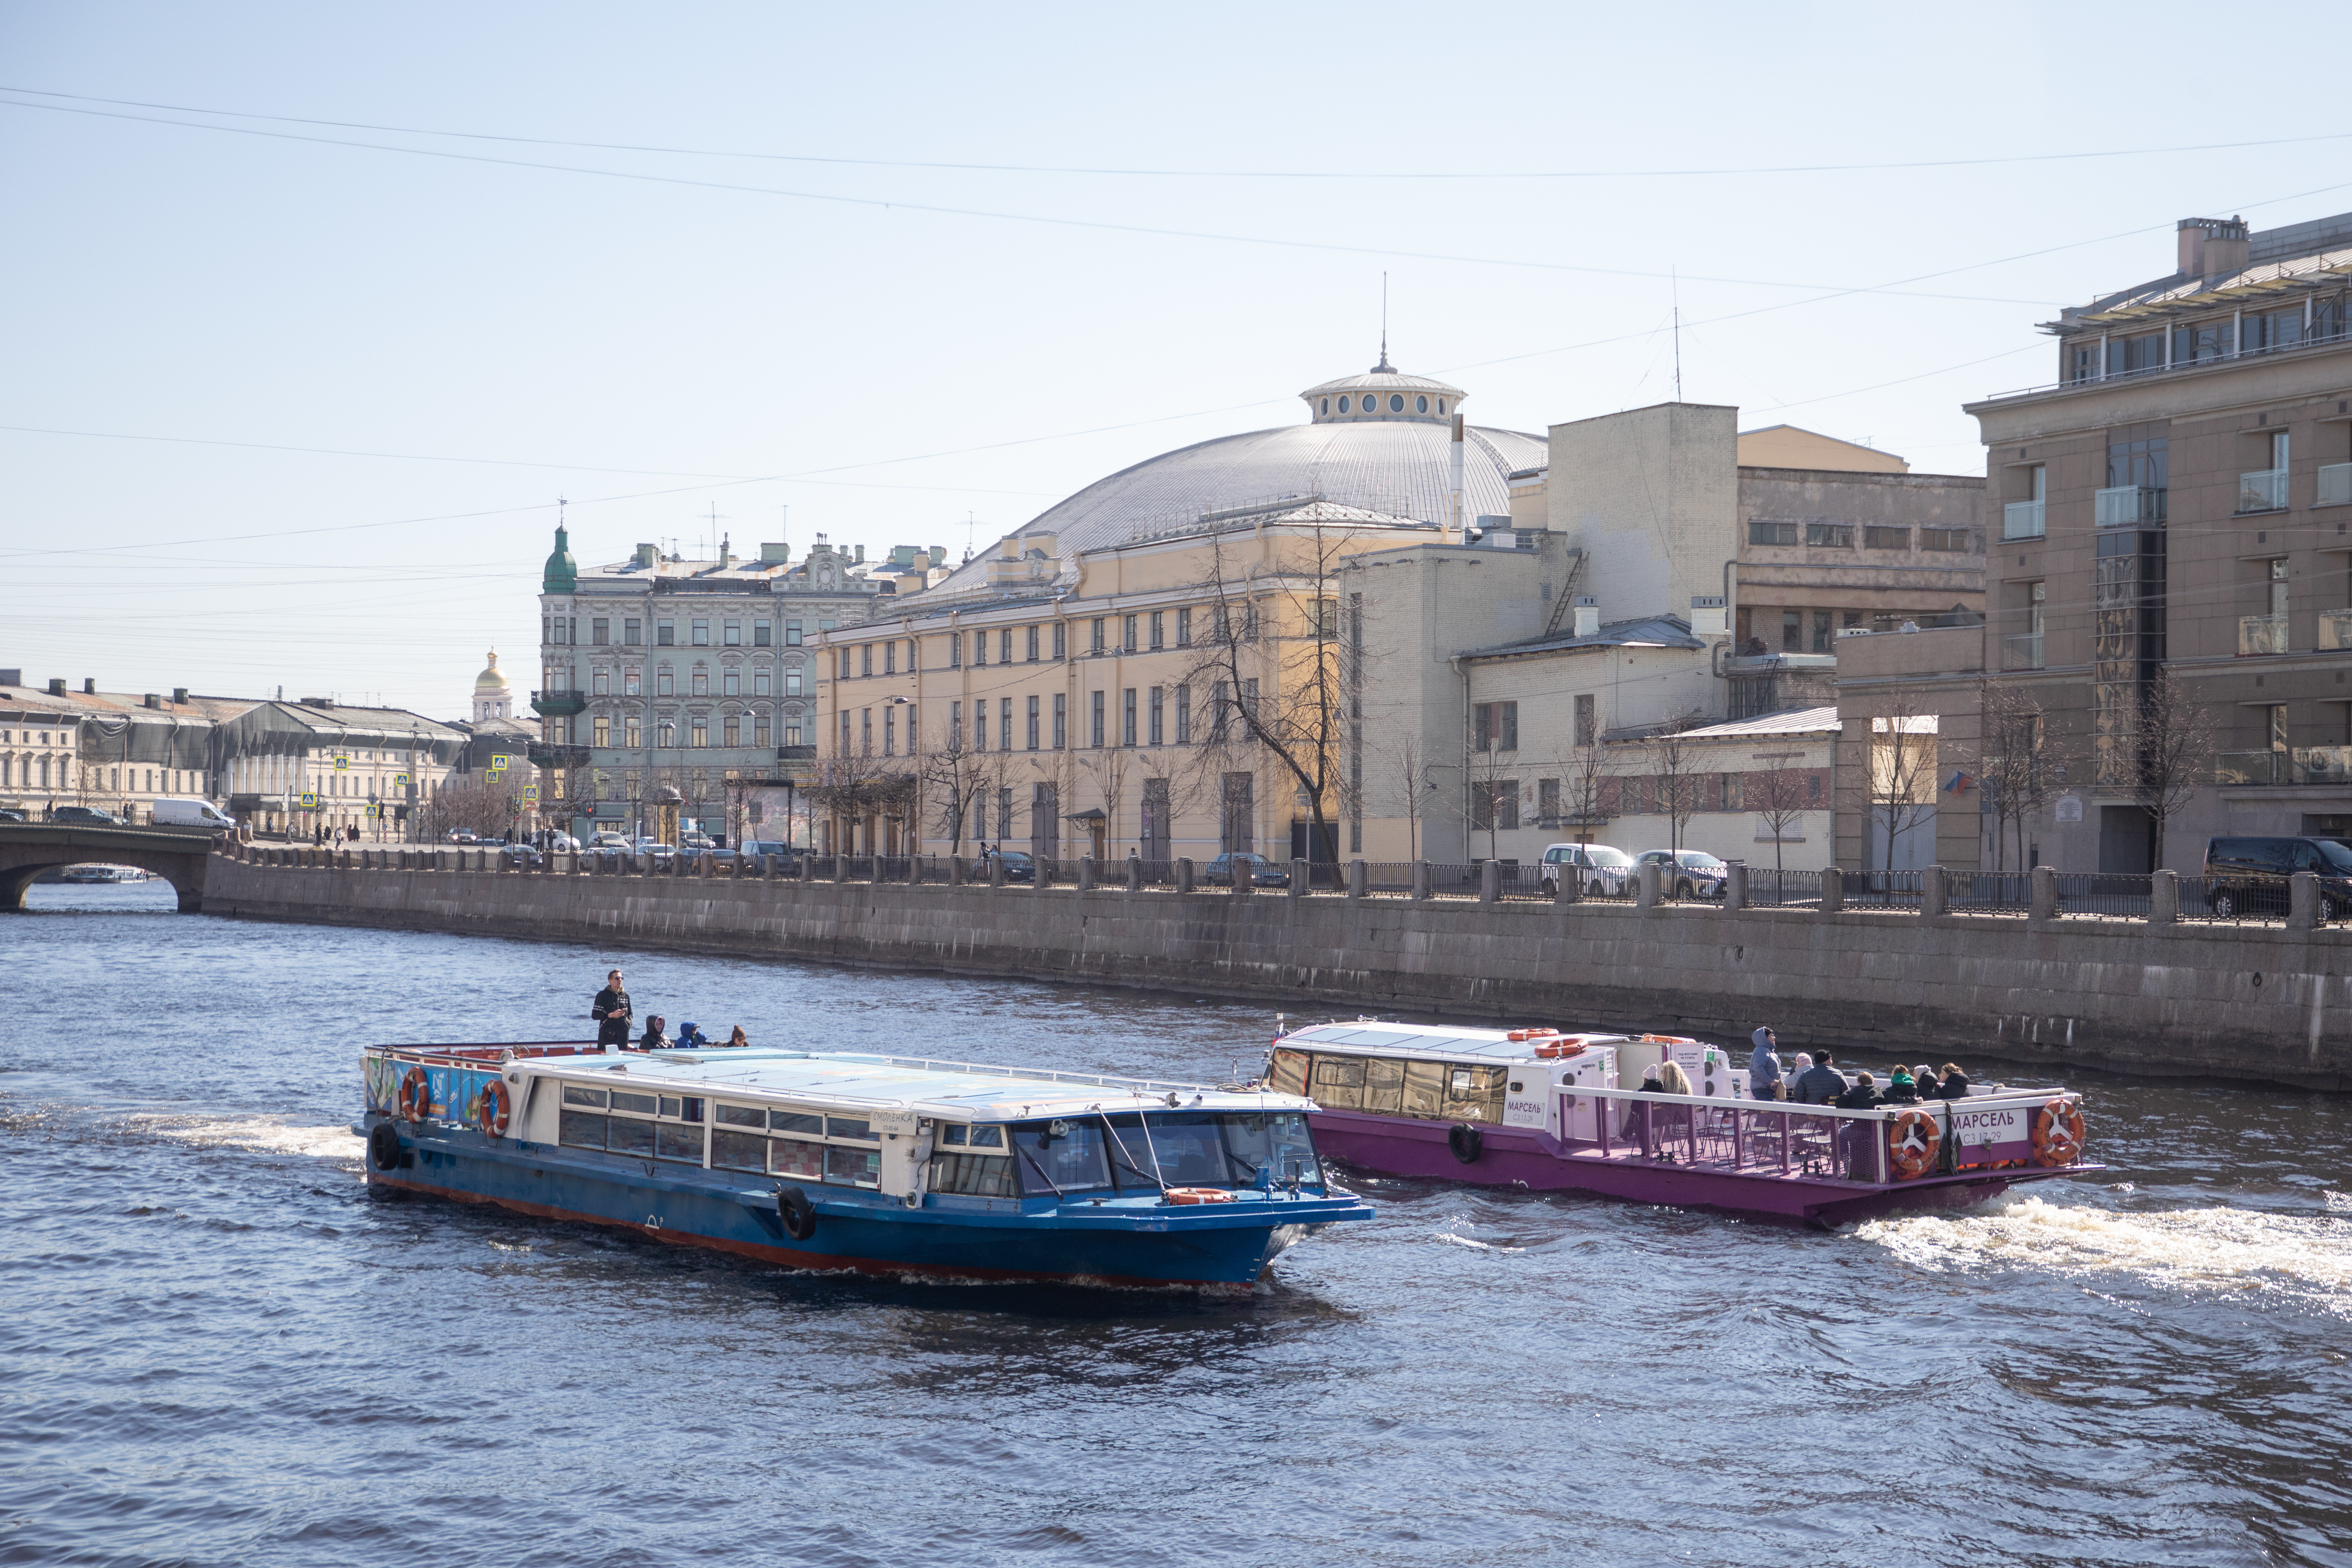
[471,650,512,723]
[922,357,1545,601]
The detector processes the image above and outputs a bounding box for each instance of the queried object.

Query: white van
[151,798,237,831]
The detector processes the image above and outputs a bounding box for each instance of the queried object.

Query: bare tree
[1563,741,1614,838]
[1975,678,2047,875]
[2130,667,2218,871]
[917,726,983,855]
[1463,734,1519,863]
[1747,756,1811,880]
[804,744,911,857]
[1866,697,1938,876]
[1379,730,1434,861]
[420,771,526,840]
[1651,723,1706,872]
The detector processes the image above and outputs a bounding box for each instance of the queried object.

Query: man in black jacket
[592,969,632,1048]
[1793,1052,1848,1105]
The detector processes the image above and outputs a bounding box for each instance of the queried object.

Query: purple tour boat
[1266,1021,2097,1227]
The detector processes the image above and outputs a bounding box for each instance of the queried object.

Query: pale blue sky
[6,2,2348,715]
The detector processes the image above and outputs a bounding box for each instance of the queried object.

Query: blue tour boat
[358,1040,1370,1289]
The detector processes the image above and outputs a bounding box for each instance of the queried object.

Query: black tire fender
[1447,1123,1483,1165]
[778,1185,818,1242]
[368,1121,403,1173]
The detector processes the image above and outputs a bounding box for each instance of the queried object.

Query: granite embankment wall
[201,852,2352,1090]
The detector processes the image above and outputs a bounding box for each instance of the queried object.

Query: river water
[6,883,2352,1567]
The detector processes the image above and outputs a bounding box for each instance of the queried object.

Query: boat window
[610,1090,659,1116]
[558,1109,608,1149]
[1362,1056,1405,1113]
[1445,1065,1508,1123]
[826,1145,882,1187]
[930,1152,1018,1197]
[711,1129,766,1172]
[659,1097,682,1118]
[770,1138,825,1181]
[1100,1115,1162,1189]
[1401,1061,1447,1117]
[967,1124,1005,1149]
[1311,1054,1365,1110]
[716,1103,765,1129]
[828,1117,876,1142]
[608,1117,657,1157]
[940,1123,968,1146]
[1012,1122,1112,1194]
[1220,1111,1321,1186]
[655,1124,704,1163]
[1143,1117,1229,1186]
[1268,1047,1308,1095]
[562,1085,608,1108]
[770,1110,823,1135]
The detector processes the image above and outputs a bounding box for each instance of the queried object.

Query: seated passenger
[1833,1072,1883,1110]
[1913,1062,1942,1097]
[1935,1063,1972,1099]
[726,1025,750,1048]
[1793,1052,1848,1104]
[1879,1066,1922,1104]
[675,1021,709,1048]
[1636,1065,1669,1095]
[637,1015,670,1050]
[1655,1059,1694,1096]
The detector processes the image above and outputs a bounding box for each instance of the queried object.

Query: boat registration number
[1950,1107,2023,1146]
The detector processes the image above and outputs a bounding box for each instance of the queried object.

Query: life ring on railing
[398,1067,431,1123]
[477,1079,512,1139]
[1534,1040,1586,1059]
[1162,1187,1237,1205]
[1887,1108,1941,1179]
[1448,1123,1483,1164]
[1642,1034,1698,1047]
[1507,1027,1557,1042]
[2032,1099,2086,1167]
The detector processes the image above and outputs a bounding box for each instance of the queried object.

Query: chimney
[0,668,19,687]
[854,544,865,564]
[634,543,658,569]
[719,535,733,568]
[1572,596,1601,637]
[172,687,188,704]
[144,693,162,709]
[760,541,791,564]
[47,678,65,696]
[2177,215,2249,278]
[83,678,96,694]
[1690,595,1728,637]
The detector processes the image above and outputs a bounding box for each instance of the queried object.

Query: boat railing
[1559,1083,2082,1185]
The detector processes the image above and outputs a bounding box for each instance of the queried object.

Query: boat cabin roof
[1280,1022,1635,1066]
[518,1047,1309,1122]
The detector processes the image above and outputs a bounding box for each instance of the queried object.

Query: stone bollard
[1555,865,1581,907]
[2291,869,2321,930]
[1412,860,1431,901]
[1232,857,1255,896]
[989,853,1006,889]
[1820,866,1845,913]
[1127,857,1143,893]
[798,855,813,885]
[947,854,964,887]
[1175,856,1195,894]
[1921,865,1948,918]
[1637,860,1661,910]
[1079,856,1098,891]
[1724,861,1747,912]
[867,855,881,886]
[1348,858,1367,902]
[2028,865,2055,924]
[2149,868,2178,924]
[1289,858,1309,902]
[1479,860,1501,905]
[762,853,775,882]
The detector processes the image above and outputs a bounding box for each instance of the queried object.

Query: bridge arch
[0,826,214,913]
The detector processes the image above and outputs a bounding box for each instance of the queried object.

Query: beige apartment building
[1853,209,2352,875]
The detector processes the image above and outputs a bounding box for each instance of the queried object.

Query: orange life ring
[1886,1107,1941,1179]
[1642,1034,1698,1046]
[398,1066,431,1122]
[478,1079,512,1139]
[2032,1098,2086,1167]
[1507,1027,1558,1042]
[1533,1040,1587,1059]
[1162,1187,1237,1205]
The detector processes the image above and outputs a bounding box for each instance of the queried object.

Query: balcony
[530,688,587,718]
[2321,463,2352,508]
[2238,468,2289,514]
[2240,614,2290,656]
[2001,500,2045,541]
[2002,632,2044,670]
[2094,485,2163,527]
[2320,610,2352,651]
[2219,747,2352,787]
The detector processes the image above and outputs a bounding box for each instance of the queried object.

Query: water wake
[1856,1192,2352,1313]
[127,1112,362,1162]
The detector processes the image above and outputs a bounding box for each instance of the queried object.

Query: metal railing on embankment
[210,843,2352,939]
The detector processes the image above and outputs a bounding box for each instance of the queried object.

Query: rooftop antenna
[964,510,977,565]
[1672,266,1683,402]
[1373,272,1394,373]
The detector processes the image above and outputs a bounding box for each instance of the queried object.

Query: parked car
[740,839,800,871]
[498,844,545,870]
[1538,842,1636,897]
[1203,851,1289,887]
[1636,849,1730,899]
[2203,835,2352,920]
[151,797,237,831]
[588,832,634,851]
[545,832,581,853]
[991,849,1037,882]
[0,808,25,823]
[51,805,120,826]
[446,831,478,844]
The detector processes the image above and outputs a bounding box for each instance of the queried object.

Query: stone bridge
[0,823,217,911]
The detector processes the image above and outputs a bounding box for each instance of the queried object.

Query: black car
[51,805,120,826]
[497,844,545,870]
[2202,835,2352,919]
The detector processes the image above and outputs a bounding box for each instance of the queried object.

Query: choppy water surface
[6,883,2352,1566]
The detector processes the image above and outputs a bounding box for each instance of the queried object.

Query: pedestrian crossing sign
[489,754,509,773]
[522,784,539,801]
[334,755,349,770]
[395,772,410,788]
[299,791,319,808]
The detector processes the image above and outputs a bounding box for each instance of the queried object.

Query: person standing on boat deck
[591,969,632,1048]
[1793,1052,1847,1104]
[1748,1028,1785,1101]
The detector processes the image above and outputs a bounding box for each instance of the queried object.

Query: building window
[625,618,642,646]
[999,628,1012,664]
[592,668,610,695]
[1472,701,1518,752]
[949,701,963,750]
[1149,686,1164,745]
[1027,625,1040,662]
[1052,692,1067,748]
[860,709,873,754]
[724,621,741,646]
[1090,690,1106,748]
[658,720,676,748]
[692,664,710,697]
[657,667,675,697]
[1123,614,1139,653]
[1574,694,1596,748]
[784,668,802,697]
[692,720,709,748]
[1175,684,1191,744]
[1000,699,1012,754]
[1177,607,1192,648]
[860,645,873,678]
[1090,618,1105,654]
[2174,320,2233,364]
[1149,611,1165,650]
[2107,330,2165,376]
[2268,703,2289,752]
[783,722,800,748]
[1026,695,1041,750]
[754,620,771,647]
[626,718,642,749]
[1538,777,1560,825]
[692,619,710,646]
[840,712,852,754]
[1781,611,1803,652]
[972,630,987,668]
[1920,528,1973,553]
[2271,557,2291,619]
[754,713,770,746]
[784,619,802,646]
[592,716,611,747]
[1863,526,1910,550]
[976,701,989,751]
[591,617,610,645]
[884,709,896,756]
[752,668,770,696]
[723,715,741,747]
[1122,688,1138,746]
[722,667,740,696]
[998,787,1014,841]
[1748,520,1800,546]
[1805,523,1853,548]
[1812,611,1832,653]
[1052,622,1066,659]
[657,619,675,646]
[884,643,896,676]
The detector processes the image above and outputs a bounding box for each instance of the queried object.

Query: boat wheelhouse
[1267,1022,2095,1226]
[359,1040,1368,1289]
